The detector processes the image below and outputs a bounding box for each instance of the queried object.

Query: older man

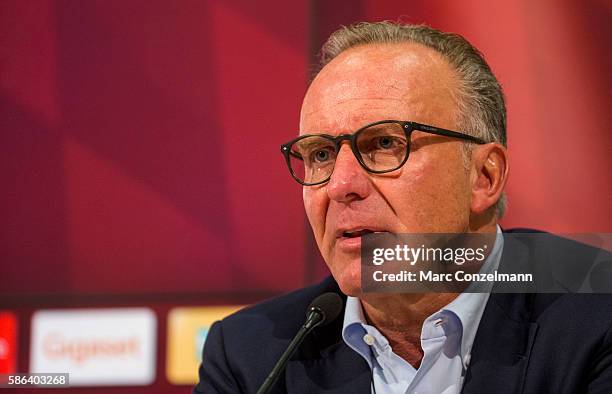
[195,22,612,393]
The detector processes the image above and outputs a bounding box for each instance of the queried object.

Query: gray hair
[313,21,507,217]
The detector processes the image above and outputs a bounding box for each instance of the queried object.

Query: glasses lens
[356,122,408,172]
[288,136,336,184]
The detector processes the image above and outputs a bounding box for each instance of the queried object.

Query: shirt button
[363,334,375,346]
[463,353,472,369]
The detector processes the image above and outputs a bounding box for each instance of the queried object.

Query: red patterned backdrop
[1,0,610,392]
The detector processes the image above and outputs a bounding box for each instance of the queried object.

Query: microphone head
[307,292,343,327]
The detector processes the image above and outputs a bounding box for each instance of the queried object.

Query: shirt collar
[443,225,504,360]
[342,296,373,367]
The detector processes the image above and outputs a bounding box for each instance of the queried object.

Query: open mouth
[342,229,376,238]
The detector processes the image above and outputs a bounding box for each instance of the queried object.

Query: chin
[337,281,362,298]
[330,261,362,297]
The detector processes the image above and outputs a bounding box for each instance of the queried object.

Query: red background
[1,0,611,392]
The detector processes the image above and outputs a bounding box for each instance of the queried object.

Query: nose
[326,144,370,202]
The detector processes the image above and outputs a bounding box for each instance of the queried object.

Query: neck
[356,220,499,366]
[359,292,458,367]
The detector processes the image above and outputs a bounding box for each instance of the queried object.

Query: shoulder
[477,229,612,390]
[500,227,612,319]
[196,276,344,391]
[502,227,606,260]
[195,276,344,393]
[221,275,341,339]
[501,228,611,293]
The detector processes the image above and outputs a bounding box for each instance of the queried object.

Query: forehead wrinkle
[302,97,406,119]
[301,99,408,135]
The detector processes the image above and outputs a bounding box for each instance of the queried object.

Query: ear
[470,143,509,215]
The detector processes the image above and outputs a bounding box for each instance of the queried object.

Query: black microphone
[256,292,343,394]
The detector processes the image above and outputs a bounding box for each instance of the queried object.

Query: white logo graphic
[30,308,156,386]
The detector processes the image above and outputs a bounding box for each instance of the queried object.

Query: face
[300,43,474,296]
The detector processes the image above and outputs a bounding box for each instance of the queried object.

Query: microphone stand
[256,309,323,394]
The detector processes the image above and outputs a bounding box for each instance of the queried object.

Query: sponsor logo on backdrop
[42,332,140,364]
[0,312,17,374]
[30,308,156,386]
[166,306,243,385]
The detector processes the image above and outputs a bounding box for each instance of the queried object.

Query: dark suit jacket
[195,232,612,393]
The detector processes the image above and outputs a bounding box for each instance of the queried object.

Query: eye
[312,148,333,163]
[377,136,395,149]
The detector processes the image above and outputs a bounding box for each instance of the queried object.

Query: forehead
[300,42,459,134]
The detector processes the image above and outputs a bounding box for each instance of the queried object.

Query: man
[195,22,612,393]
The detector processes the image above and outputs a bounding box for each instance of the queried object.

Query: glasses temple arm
[410,122,486,144]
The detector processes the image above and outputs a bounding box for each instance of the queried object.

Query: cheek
[389,148,471,231]
[303,187,327,239]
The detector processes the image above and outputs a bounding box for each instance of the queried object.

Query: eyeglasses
[280,120,486,186]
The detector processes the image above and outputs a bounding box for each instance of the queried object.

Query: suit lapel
[462,234,539,393]
[284,341,371,393]
[462,293,538,393]
[283,303,371,394]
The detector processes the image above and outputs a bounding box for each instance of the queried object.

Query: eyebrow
[296,138,334,150]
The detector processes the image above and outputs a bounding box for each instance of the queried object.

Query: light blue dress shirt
[342,227,504,394]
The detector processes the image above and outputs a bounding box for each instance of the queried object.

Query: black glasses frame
[280,120,486,186]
